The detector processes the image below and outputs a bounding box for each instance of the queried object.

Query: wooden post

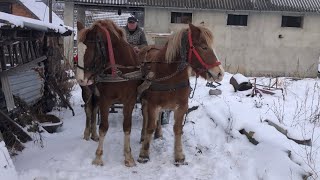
[0,46,6,70]
[25,41,31,62]
[49,0,52,23]
[29,41,36,60]
[13,44,19,65]
[20,42,26,64]
[7,45,13,68]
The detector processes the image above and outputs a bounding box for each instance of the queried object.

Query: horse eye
[201,47,208,50]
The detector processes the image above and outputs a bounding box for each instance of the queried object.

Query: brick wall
[12,3,37,19]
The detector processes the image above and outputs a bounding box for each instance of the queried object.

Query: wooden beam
[29,41,36,60]
[0,109,32,142]
[0,72,15,111]
[19,42,26,64]
[0,46,6,71]
[0,56,47,76]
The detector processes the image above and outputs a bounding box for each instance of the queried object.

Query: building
[59,0,320,77]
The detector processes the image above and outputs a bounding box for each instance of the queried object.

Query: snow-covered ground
[7,73,320,179]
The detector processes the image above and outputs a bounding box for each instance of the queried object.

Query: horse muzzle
[207,65,224,82]
[77,78,94,86]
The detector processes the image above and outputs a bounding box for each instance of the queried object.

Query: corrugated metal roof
[71,0,320,12]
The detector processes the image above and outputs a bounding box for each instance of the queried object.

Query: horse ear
[77,21,85,31]
[188,23,200,39]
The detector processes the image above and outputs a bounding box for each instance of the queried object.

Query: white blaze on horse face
[76,42,87,82]
[207,48,224,82]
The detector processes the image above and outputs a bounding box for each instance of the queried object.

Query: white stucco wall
[144,8,320,77]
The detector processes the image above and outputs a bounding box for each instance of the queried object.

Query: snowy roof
[0,12,72,35]
[19,0,64,24]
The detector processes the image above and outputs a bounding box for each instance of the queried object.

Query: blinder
[77,33,109,74]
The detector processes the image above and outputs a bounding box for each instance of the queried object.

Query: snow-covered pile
[8,73,320,180]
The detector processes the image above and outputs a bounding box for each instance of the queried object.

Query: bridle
[77,24,117,77]
[187,29,221,75]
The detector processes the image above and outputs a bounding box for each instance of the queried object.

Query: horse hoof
[92,158,104,166]
[83,136,90,141]
[125,159,136,167]
[91,136,99,142]
[137,156,149,164]
[154,134,163,140]
[174,159,188,167]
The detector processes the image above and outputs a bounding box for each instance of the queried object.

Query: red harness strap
[187,30,221,70]
[98,25,117,76]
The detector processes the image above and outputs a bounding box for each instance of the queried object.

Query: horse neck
[154,47,189,83]
[114,41,138,66]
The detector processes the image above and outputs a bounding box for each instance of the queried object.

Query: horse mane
[78,19,127,43]
[165,25,214,63]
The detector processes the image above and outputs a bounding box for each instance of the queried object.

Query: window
[281,16,303,28]
[0,3,12,14]
[171,12,192,24]
[227,14,248,26]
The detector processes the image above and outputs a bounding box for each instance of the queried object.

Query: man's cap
[128,16,138,23]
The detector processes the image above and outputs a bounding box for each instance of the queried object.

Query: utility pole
[49,0,52,23]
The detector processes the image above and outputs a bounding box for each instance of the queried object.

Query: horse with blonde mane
[138,24,224,165]
[76,19,141,167]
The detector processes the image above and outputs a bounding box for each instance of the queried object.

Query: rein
[96,24,117,76]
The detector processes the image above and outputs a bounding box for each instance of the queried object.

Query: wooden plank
[29,41,35,60]
[0,109,32,142]
[0,56,47,76]
[35,41,40,58]
[20,42,27,64]
[7,45,13,67]
[0,72,15,111]
[13,44,20,65]
[25,41,31,62]
[0,46,6,71]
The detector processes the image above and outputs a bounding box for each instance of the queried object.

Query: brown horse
[76,20,141,167]
[138,24,224,165]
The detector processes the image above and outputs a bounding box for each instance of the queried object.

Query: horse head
[75,20,128,86]
[165,24,224,82]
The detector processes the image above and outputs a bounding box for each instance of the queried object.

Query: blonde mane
[78,19,127,43]
[165,25,214,63]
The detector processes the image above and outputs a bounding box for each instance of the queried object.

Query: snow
[0,12,72,34]
[232,73,249,84]
[0,141,18,180]
[3,73,319,179]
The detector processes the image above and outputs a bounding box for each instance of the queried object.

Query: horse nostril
[218,72,222,77]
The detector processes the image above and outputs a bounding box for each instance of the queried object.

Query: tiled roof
[69,0,320,13]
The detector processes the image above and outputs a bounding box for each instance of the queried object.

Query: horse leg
[173,106,188,165]
[140,100,148,143]
[154,117,163,139]
[92,101,110,166]
[123,101,136,167]
[90,100,99,141]
[83,97,92,141]
[138,106,160,163]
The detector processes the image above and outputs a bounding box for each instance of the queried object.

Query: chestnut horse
[138,24,224,165]
[76,20,141,167]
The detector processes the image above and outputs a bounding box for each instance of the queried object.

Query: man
[124,16,148,53]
